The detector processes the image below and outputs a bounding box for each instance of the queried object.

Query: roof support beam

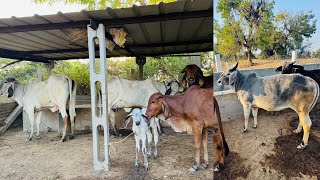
[0,48,49,63]
[0,10,212,34]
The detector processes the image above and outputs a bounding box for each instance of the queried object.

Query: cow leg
[60,116,68,142]
[201,129,208,169]
[297,112,312,149]
[252,107,258,128]
[109,110,119,136]
[242,105,251,132]
[213,132,225,172]
[146,129,152,158]
[293,121,303,134]
[141,134,149,170]
[189,126,202,172]
[26,111,35,141]
[152,123,159,159]
[134,135,140,167]
[35,111,43,139]
[158,120,165,135]
[69,115,75,140]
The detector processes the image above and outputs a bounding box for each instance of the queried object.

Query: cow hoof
[241,128,247,133]
[135,163,139,168]
[160,133,166,136]
[36,136,41,139]
[188,165,198,172]
[199,163,208,170]
[69,135,75,140]
[293,129,301,134]
[25,137,32,141]
[297,143,307,149]
[60,138,66,142]
[252,124,257,129]
[144,166,149,170]
[214,163,224,172]
[153,154,158,159]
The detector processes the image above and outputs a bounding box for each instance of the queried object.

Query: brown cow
[145,85,229,172]
[181,64,213,89]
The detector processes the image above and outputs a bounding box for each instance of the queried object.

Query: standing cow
[0,75,76,142]
[145,86,229,172]
[217,62,319,149]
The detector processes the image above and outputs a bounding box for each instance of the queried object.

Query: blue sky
[214,0,320,51]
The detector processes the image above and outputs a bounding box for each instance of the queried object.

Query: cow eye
[151,101,155,103]
[4,81,7,83]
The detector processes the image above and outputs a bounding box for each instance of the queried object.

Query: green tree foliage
[34,0,175,9]
[273,11,316,56]
[216,0,275,66]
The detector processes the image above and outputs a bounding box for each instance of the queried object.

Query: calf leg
[152,124,159,159]
[293,121,303,134]
[109,110,119,136]
[297,112,312,149]
[35,111,43,138]
[141,134,149,170]
[242,105,251,132]
[26,111,35,141]
[69,115,75,140]
[134,135,140,167]
[189,126,202,172]
[146,129,152,158]
[60,116,68,142]
[201,129,208,169]
[252,107,258,128]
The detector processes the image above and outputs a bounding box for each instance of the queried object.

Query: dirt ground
[214,104,320,180]
[0,127,214,180]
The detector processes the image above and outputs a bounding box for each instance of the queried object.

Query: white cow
[0,75,76,142]
[107,77,184,135]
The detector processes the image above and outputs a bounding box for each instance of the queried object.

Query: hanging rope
[107,131,134,157]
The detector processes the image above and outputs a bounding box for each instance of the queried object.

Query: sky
[214,0,320,51]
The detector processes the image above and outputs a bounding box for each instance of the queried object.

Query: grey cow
[217,62,319,149]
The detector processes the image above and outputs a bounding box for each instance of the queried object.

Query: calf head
[217,62,239,89]
[164,77,184,95]
[146,92,171,120]
[0,77,16,97]
[275,61,305,74]
[124,108,148,128]
[181,64,204,88]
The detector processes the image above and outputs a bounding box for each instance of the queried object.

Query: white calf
[124,108,159,170]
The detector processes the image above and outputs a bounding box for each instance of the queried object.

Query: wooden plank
[0,105,22,134]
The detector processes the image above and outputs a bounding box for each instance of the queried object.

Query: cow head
[164,77,184,95]
[0,77,16,97]
[181,64,204,88]
[275,61,305,74]
[124,108,148,128]
[146,92,171,120]
[217,62,239,89]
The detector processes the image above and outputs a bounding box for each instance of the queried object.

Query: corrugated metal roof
[0,0,212,62]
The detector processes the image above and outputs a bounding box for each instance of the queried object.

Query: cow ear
[229,70,238,86]
[229,62,238,72]
[275,66,282,72]
[293,65,304,70]
[181,79,187,88]
[123,115,132,128]
[199,79,204,87]
[161,100,171,118]
[197,66,204,77]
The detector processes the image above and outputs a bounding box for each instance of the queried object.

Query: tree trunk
[248,49,253,66]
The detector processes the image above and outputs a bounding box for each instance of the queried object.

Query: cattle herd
[0,61,319,174]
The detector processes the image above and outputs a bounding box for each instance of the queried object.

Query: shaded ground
[214,106,320,180]
[0,127,213,180]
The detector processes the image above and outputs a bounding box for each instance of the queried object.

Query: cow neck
[13,81,26,107]
[163,95,185,118]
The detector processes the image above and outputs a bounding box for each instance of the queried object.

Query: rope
[107,132,134,157]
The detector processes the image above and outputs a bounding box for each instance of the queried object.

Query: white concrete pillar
[292,50,297,62]
[215,54,222,72]
[87,24,109,171]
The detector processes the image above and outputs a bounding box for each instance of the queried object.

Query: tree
[273,11,316,56]
[216,0,274,66]
[34,0,175,10]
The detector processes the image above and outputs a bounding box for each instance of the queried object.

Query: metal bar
[0,48,50,62]
[23,39,211,54]
[0,10,212,33]
[87,24,109,171]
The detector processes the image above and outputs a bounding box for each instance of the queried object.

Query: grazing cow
[0,75,76,142]
[145,86,229,172]
[217,62,319,149]
[124,108,159,170]
[181,64,213,89]
[276,61,320,85]
[109,77,183,136]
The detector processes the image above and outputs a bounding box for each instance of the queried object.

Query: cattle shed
[0,0,213,172]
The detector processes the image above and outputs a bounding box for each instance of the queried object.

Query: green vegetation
[215,0,317,66]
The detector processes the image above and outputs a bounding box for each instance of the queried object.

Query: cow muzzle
[187,77,195,84]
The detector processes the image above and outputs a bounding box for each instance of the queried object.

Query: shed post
[136,56,146,80]
[292,50,297,62]
[215,54,222,72]
[87,23,110,171]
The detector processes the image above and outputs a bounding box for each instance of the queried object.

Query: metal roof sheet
[0,0,212,62]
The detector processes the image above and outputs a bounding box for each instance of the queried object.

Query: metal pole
[136,56,146,80]
[292,50,297,62]
[87,24,109,171]
[215,54,222,72]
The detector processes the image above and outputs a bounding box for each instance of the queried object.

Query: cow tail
[310,80,319,112]
[214,97,229,156]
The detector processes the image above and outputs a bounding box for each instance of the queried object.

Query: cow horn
[229,62,238,72]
